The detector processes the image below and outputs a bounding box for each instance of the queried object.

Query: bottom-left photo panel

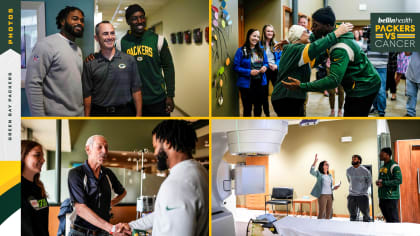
[20,119,209,236]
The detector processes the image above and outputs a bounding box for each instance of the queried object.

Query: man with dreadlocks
[118,120,209,236]
[26,6,85,116]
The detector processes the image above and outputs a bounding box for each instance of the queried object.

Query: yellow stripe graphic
[0,161,20,196]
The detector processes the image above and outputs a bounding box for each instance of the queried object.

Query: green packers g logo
[118,63,126,69]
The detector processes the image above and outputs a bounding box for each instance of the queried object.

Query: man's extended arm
[299,48,350,92]
[75,203,114,232]
[128,212,155,230]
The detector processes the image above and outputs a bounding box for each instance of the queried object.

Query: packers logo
[137,56,143,62]
[118,63,126,69]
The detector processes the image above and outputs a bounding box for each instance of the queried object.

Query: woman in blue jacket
[310,154,340,219]
[234,29,268,117]
[260,24,282,117]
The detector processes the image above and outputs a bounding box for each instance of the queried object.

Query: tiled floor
[239,79,420,117]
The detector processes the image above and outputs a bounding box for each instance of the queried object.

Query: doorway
[394,139,420,223]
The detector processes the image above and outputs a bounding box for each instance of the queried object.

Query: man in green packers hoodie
[282,6,381,117]
[376,147,402,222]
[118,4,175,116]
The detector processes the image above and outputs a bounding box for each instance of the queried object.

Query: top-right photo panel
[211,0,420,117]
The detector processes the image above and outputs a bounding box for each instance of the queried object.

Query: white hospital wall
[269,120,379,217]
[243,0,283,40]
[295,0,325,17]
[146,0,209,116]
[243,0,323,41]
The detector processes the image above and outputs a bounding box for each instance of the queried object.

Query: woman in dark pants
[233,29,268,117]
[21,140,49,236]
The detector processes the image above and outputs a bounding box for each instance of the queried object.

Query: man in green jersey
[282,6,381,117]
[118,4,175,116]
[376,147,402,223]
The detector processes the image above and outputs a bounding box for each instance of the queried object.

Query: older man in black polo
[82,21,142,117]
[68,135,128,235]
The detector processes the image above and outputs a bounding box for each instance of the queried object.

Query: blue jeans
[406,79,420,116]
[373,68,387,116]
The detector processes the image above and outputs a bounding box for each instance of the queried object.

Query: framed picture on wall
[193,28,202,44]
[170,33,176,44]
[177,32,183,44]
[184,30,191,44]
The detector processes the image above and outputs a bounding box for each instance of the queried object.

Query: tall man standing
[82,21,142,117]
[346,154,372,222]
[68,135,128,235]
[376,147,402,222]
[26,6,85,116]
[118,4,175,116]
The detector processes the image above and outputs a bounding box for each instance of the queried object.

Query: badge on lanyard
[29,197,48,211]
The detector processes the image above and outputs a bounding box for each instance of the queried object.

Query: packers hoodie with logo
[119,30,175,105]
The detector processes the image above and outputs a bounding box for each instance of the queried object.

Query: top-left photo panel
[21,0,209,117]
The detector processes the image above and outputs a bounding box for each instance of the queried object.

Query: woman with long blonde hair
[260,24,282,117]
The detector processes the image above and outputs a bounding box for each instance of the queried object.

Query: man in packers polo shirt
[68,135,128,235]
[117,4,175,116]
[82,21,142,117]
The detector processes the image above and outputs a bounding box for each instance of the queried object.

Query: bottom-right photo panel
[211,119,420,236]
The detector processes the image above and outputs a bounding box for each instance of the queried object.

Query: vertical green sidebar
[0,0,21,233]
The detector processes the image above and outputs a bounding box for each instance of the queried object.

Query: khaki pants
[318,194,333,219]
